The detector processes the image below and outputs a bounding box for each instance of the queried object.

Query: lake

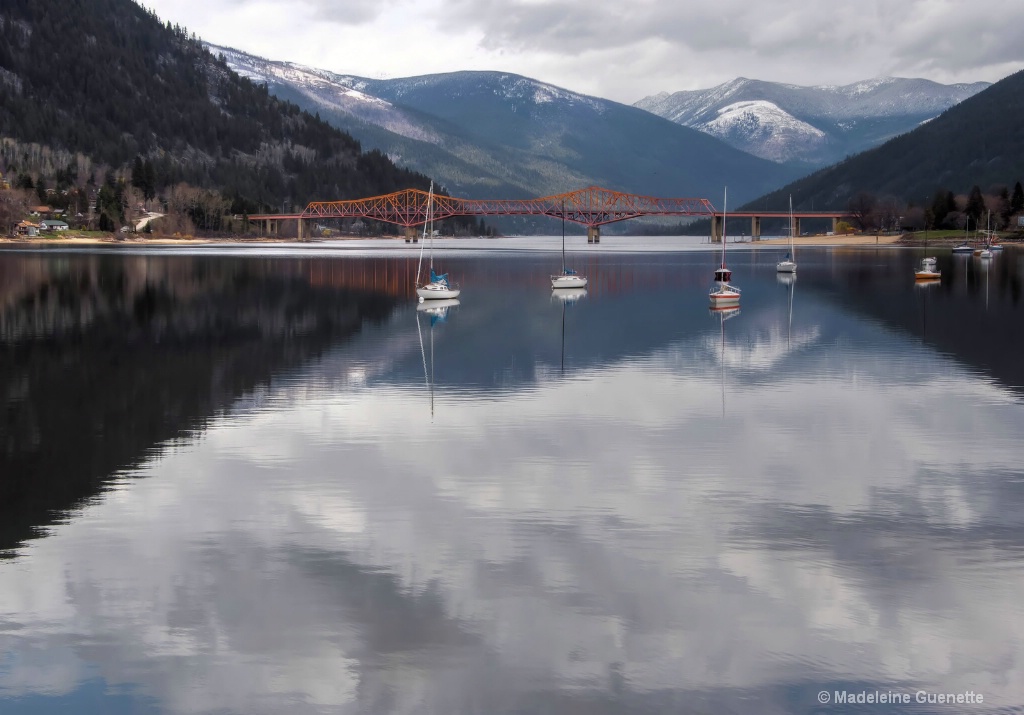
[1,242,1022,714]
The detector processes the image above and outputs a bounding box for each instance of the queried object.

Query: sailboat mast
[415,181,433,287]
[789,195,795,256]
[561,200,566,270]
[428,182,434,274]
[722,187,728,268]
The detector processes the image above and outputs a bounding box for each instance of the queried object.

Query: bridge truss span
[302,186,717,228]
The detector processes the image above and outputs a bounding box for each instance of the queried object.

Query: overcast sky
[145,0,1024,103]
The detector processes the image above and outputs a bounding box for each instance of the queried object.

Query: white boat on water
[551,201,588,288]
[952,244,974,254]
[710,188,741,307]
[776,195,797,273]
[415,182,461,301]
[914,258,941,281]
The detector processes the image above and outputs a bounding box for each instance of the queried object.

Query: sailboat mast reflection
[710,305,740,417]
[415,298,460,418]
[777,271,796,349]
[552,286,587,374]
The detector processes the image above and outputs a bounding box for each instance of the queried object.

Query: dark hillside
[0,0,430,213]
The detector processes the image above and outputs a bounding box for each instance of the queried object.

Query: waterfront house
[40,219,69,232]
[16,221,40,237]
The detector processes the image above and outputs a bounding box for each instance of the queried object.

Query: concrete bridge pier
[832,217,839,234]
[710,215,722,243]
[297,218,304,241]
[793,217,802,238]
[751,216,761,241]
[587,226,601,243]
[404,226,419,243]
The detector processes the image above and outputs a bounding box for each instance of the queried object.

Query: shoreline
[1,233,907,248]
[5,232,1015,251]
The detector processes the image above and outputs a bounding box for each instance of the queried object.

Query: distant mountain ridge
[209,44,801,214]
[743,68,1024,212]
[635,77,989,166]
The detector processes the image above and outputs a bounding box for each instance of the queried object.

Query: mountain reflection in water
[0,247,1023,715]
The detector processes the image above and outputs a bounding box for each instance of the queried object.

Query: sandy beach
[745,233,902,246]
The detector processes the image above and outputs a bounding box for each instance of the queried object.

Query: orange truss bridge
[308,186,715,226]
[261,186,716,228]
[251,186,847,241]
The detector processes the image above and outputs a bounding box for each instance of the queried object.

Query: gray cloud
[144,0,1024,102]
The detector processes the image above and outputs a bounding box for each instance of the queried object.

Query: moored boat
[709,187,740,307]
[914,258,941,281]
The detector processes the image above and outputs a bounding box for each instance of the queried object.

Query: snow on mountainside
[208,44,444,144]
[635,76,990,165]
[701,101,826,163]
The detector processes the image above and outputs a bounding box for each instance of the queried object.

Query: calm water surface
[1,243,1023,714]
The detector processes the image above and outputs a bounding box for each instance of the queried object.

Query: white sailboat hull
[709,286,741,307]
[417,283,461,300]
[551,274,588,288]
[776,261,797,273]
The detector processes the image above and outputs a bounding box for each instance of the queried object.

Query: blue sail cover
[783,252,791,261]
[562,267,577,275]
[430,269,449,286]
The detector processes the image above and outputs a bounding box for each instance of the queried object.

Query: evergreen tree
[930,189,951,227]
[964,185,985,224]
[1011,181,1024,215]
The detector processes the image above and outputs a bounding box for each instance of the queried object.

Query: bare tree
[0,188,30,236]
[876,195,904,233]
[847,192,878,232]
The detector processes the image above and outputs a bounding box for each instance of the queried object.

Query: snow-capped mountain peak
[634,76,990,165]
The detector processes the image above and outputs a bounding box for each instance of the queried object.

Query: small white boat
[914,258,941,281]
[551,270,588,289]
[977,248,993,259]
[709,283,742,307]
[709,187,740,307]
[952,243,974,254]
[415,182,461,301]
[776,195,797,273]
[417,275,461,301]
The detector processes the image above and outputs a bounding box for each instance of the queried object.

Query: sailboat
[709,188,741,308]
[776,195,797,273]
[551,200,587,288]
[416,181,461,301]
[976,210,993,258]
[914,257,941,281]
[952,217,974,254]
